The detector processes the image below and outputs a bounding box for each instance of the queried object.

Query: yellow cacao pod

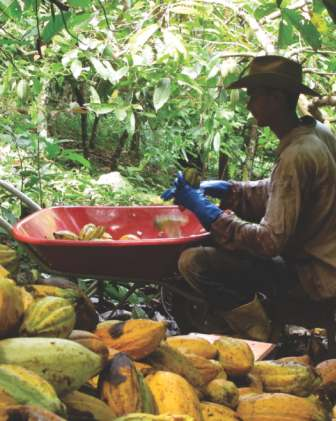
[0,244,18,272]
[20,296,76,338]
[98,352,144,417]
[166,335,218,359]
[62,390,116,421]
[0,337,104,395]
[145,371,203,421]
[0,277,24,338]
[200,401,241,421]
[0,364,66,415]
[237,392,329,421]
[95,319,167,360]
[253,361,321,397]
[213,336,254,376]
[277,355,312,366]
[114,414,194,421]
[203,378,239,409]
[144,342,204,387]
[184,353,223,384]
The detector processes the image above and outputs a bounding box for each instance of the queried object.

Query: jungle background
[0,0,335,323]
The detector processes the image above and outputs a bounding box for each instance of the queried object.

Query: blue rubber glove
[161,172,222,230]
[200,180,232,199]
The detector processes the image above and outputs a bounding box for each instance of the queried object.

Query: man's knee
[178,246,204,276]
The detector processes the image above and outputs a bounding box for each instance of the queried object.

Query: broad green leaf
[70,59,83,79]
[88,103,115,115]
[313,0,325,13]
[90,58,109,80]
[213,132,221,153]
[153,78,171,112]
[62,49,79,66]
[89,86,101,104]
[128,24,159,53]
[0,0,13,6]
[254,3,277,19]
[68,0,91,7]
[282,8,321,49]
[3,0,21,18]
[278,18,295,48]
[41,12,71,43]
[68,12,93,28]
[61,150,91,168]
[17,80,28,99]
[162,29,187,57]
[128,112,136,136]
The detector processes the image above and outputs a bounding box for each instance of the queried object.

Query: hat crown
[249,56,302,84]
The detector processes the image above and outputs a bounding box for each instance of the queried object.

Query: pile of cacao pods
[1,244,336,420]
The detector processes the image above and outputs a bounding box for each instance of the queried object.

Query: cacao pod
[1,405,66,420]
[203,378,239,409]
[98,352,144,416]
[144,342,204,387]
[0,277,24,338]
[114,415,194,421]
[0,337,104,395]
[95,319,167,360]
[183,167,201,188]
[20,296,76,338]
[213,336,254,376]
[145,371,203,421]
[252,360,321,397]
[184,353,223,384]
[0,244,18,273]
[316,359,336,393]
[0,364,65,415]
[166,335,218,359]
[68,330,109,364]
[62,390,116,421]
[237,392,329,421]
[200,401,241,421]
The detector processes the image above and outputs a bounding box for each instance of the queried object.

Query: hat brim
[227,73,320,97]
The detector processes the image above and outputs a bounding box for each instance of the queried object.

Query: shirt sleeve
[223,179,270,222]
[212,151,303,257]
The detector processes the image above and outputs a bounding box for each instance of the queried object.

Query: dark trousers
[178,246,303,311]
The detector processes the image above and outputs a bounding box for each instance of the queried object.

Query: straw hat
[227,55,319,96]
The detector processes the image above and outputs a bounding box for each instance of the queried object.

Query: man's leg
[178,246,299,340]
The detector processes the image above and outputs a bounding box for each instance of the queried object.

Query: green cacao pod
[0,277,24,338]
[20,296,76,338]
[0,364,66,415]
[183,167,201,188]
[0,244,18,273]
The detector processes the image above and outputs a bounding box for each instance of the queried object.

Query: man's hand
[200,180,232,199]
[161,172,222,230]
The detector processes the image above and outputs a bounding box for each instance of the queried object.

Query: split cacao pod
[316,359,336,393]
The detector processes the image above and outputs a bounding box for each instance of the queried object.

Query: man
[161,55,336,341]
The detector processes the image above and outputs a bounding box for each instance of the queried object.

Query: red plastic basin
[12,206,210,281]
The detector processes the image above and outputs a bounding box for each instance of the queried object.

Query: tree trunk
[110,130,128,170]
[72,80,88,157]
[242,120,258,181]
[129,113,140,163]
[89,115,100,149]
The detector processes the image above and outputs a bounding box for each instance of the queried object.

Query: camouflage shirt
[211,119,336,300]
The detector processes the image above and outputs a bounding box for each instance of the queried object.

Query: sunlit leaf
[89,86,100,104]
[90,58,109,80]
[282,8,321,49]
[70,59,82,79]
[0,0,21,17]
[115,107,128,121]
[162,29,187,57]
[128,24,159,53]
[170,6,197,15]
[153,78,171,111]
[213,132,221,153]
[61,150,91,168]
[17,80,28,99]
[87,103,114,115]
[128,112,136,136]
